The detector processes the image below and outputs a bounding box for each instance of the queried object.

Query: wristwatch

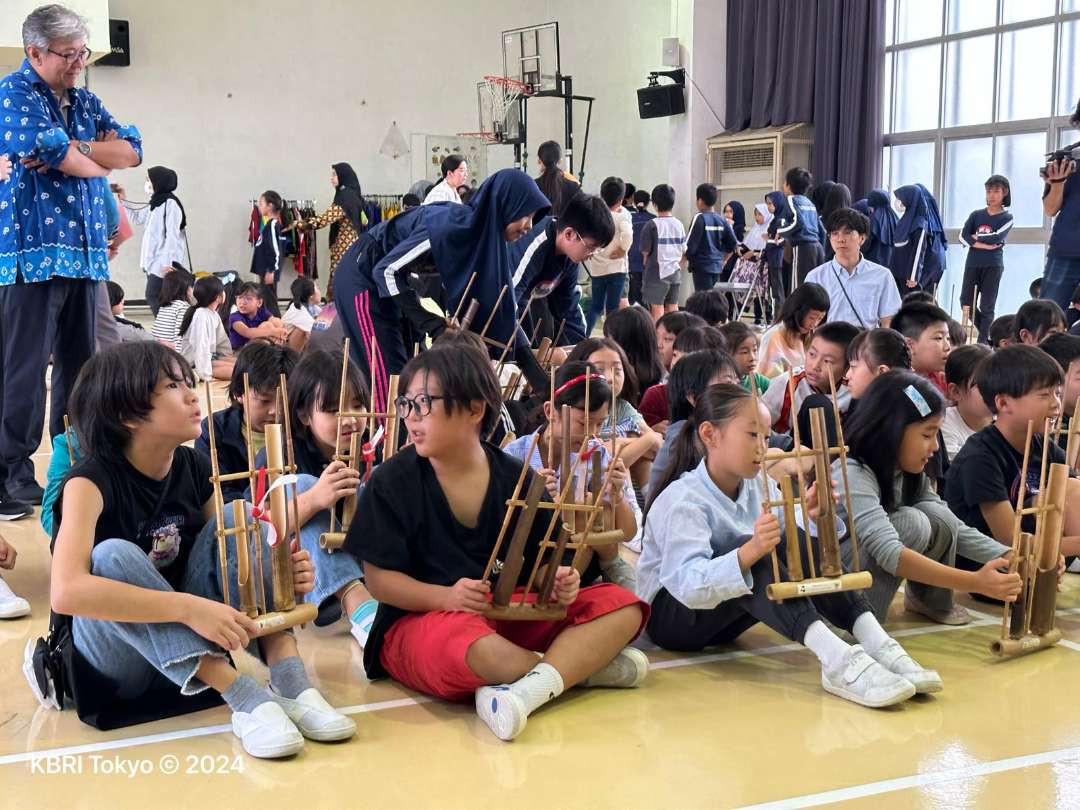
[77,141,92,157]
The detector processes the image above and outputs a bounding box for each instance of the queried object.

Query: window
[884,0,1079,316]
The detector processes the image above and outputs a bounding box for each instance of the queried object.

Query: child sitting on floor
[44,342,354,757]
[343,346,648,741]
[638,383,936,707]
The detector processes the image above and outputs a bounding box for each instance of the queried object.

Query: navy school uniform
[194,407,250,503]
[959,208,1014,342]
[510,216,588,346]
[777,194,825,285]
[685,210,737,291]
[250,218,288,284]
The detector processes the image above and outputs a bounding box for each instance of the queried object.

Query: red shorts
[380,584,648,701]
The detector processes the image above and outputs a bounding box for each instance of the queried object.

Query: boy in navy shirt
[959,175,1014,344]
[684,183,736,292]
[777,167,825,286]
[628,190,655,306]
[510,193,615,345]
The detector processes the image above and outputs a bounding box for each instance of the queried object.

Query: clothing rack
[248,198,317,208]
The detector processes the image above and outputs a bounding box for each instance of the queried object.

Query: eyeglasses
[394,393,448,418]
[570,230,600,258]
[47,47,91,64]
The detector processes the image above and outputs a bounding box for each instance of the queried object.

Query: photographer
[1040,98,1080,312]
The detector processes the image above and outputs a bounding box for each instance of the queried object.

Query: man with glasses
[804,207,902,330]
[0,4,143,506]
[509,192,615,348]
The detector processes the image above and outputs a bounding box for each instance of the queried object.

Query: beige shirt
[587,208,633,277]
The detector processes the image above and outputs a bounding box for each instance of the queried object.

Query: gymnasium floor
[2,383,1080,809]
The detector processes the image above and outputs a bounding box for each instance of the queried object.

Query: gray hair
[22,4,89,50]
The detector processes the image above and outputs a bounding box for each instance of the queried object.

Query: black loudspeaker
[95,19,130,67]
[637,83,685,119]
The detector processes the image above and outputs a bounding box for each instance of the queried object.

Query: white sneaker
[600,557,638,591]
[866,639,943,694]
[273,688,356,742]
[583,647,649,688]
[475,685,528,741]
[0,577,30,619]
[821,645,916,708]
[231,701,305,758]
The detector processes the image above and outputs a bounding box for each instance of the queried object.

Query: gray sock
[221,674,273,714]
[269,656,311,700]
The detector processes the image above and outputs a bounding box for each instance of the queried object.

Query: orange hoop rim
[457,131,500,144]
[483,74,533,95]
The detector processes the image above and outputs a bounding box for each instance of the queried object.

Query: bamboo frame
[320,339,399,551]
[62,414,76,466]
[751,371,871,602]
[960,285,979,344]
[1056,395,1080,473]
[991,418,1067,658]
[203,375,317,637]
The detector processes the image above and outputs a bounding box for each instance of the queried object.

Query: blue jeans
[73,475,363,697]
[585,274,625,335]
[1042,255,1080,314]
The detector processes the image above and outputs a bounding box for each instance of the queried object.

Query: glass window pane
[883,52,894,133]
[1062,129,1080,148]
[897,0,943,42]
[996,244,1048,316]
[941,245,966,318]
[894,45,942,132]
[944,35,995,127]
[1065,0,1080,10]
[998,26,1054,122]
[944,138,992,227]
[1060,20,1080,118]
[996,132,1050,226]
[888,142,935,191]
[1001,0,1055,23]
[946,0,996,33]
[882,147,893,188]
[886,0,896,45]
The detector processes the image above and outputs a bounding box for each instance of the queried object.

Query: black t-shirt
[344,442,557,679]
[944,425,1065,537]
[58,447,214,589]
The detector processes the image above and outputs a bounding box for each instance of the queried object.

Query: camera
[1040,141,1080,179]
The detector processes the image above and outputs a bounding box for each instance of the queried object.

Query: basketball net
[482,75,529,138]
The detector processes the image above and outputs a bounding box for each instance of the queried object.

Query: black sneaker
[0,497,32,521]
[8,481,43,506]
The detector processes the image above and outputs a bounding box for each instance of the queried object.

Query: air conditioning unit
[705,123,814,215]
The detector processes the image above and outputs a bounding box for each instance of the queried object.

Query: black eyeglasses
[47,46,91,64]
[394,393,448,418]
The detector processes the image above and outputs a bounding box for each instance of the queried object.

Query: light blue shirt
[502,429,642,548]
[804,256,902,329]
[0,59,142,284]
[637,460,830,607]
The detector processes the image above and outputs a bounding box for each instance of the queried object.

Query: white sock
[802,620,852,673]
[509,662,564,716]
[851,611,892,655]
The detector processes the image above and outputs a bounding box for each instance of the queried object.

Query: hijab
[853,198,872,217]
[331,162,365,234]
[893,184,944,246]
[147,166,186,236]
[809,181,837,213]
[725,200,746,241]
[821,183,852,224]
[765,191,790,238]
[744,203,773,251]
[866,188,898,246]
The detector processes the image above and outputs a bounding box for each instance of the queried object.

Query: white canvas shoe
[230,701,305,758]
[0,577,30,619]
[867,639,943,694]
[821,645,916,708]
[475,685,528,741]
[273,688,356,742]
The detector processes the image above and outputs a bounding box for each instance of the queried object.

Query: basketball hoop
[482,75,530,140]
[456,131,500,144]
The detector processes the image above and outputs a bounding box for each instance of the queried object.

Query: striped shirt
[151,299,188,350]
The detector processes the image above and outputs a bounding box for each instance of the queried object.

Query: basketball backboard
[501,22,560,94]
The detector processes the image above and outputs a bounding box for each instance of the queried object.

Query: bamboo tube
[264,422,294,612]
[810,408,842,578]
[203,381,231,606]
[233,499,257,617]
[826,367,863,573]
[1000,420,1035,641]
[787,373,814,579]
[452,272,478,323]
[482,432,539,582]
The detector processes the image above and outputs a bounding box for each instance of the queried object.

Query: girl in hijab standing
[763,191,792,308]
[891,184,947,294]
[290,163,368,299]
[333,169,551,415]
[122,166,188,315]
[860,189,899,268]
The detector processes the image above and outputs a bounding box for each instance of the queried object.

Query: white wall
[0,0,110,71]
[81,0,677,300]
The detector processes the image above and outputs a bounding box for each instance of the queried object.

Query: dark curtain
[724,0,885,197]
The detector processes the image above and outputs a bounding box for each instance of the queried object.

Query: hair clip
[903,384,931,417]
[552,372,605,400]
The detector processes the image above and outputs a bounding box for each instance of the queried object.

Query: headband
[903,384,931,417]
[552,372,606,401]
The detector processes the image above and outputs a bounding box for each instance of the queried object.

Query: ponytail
[179,275,224,337]
[536,140,566,214]
[644,382,751,517]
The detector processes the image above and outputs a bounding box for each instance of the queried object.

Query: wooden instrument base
[483,603,568,622]
[319,532,346,550]
[766,571,873,601]
[251,602,318,636]
[990,628,1062,658]
[569,529,626,547]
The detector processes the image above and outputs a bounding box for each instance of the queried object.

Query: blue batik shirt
[0,59,142,284]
